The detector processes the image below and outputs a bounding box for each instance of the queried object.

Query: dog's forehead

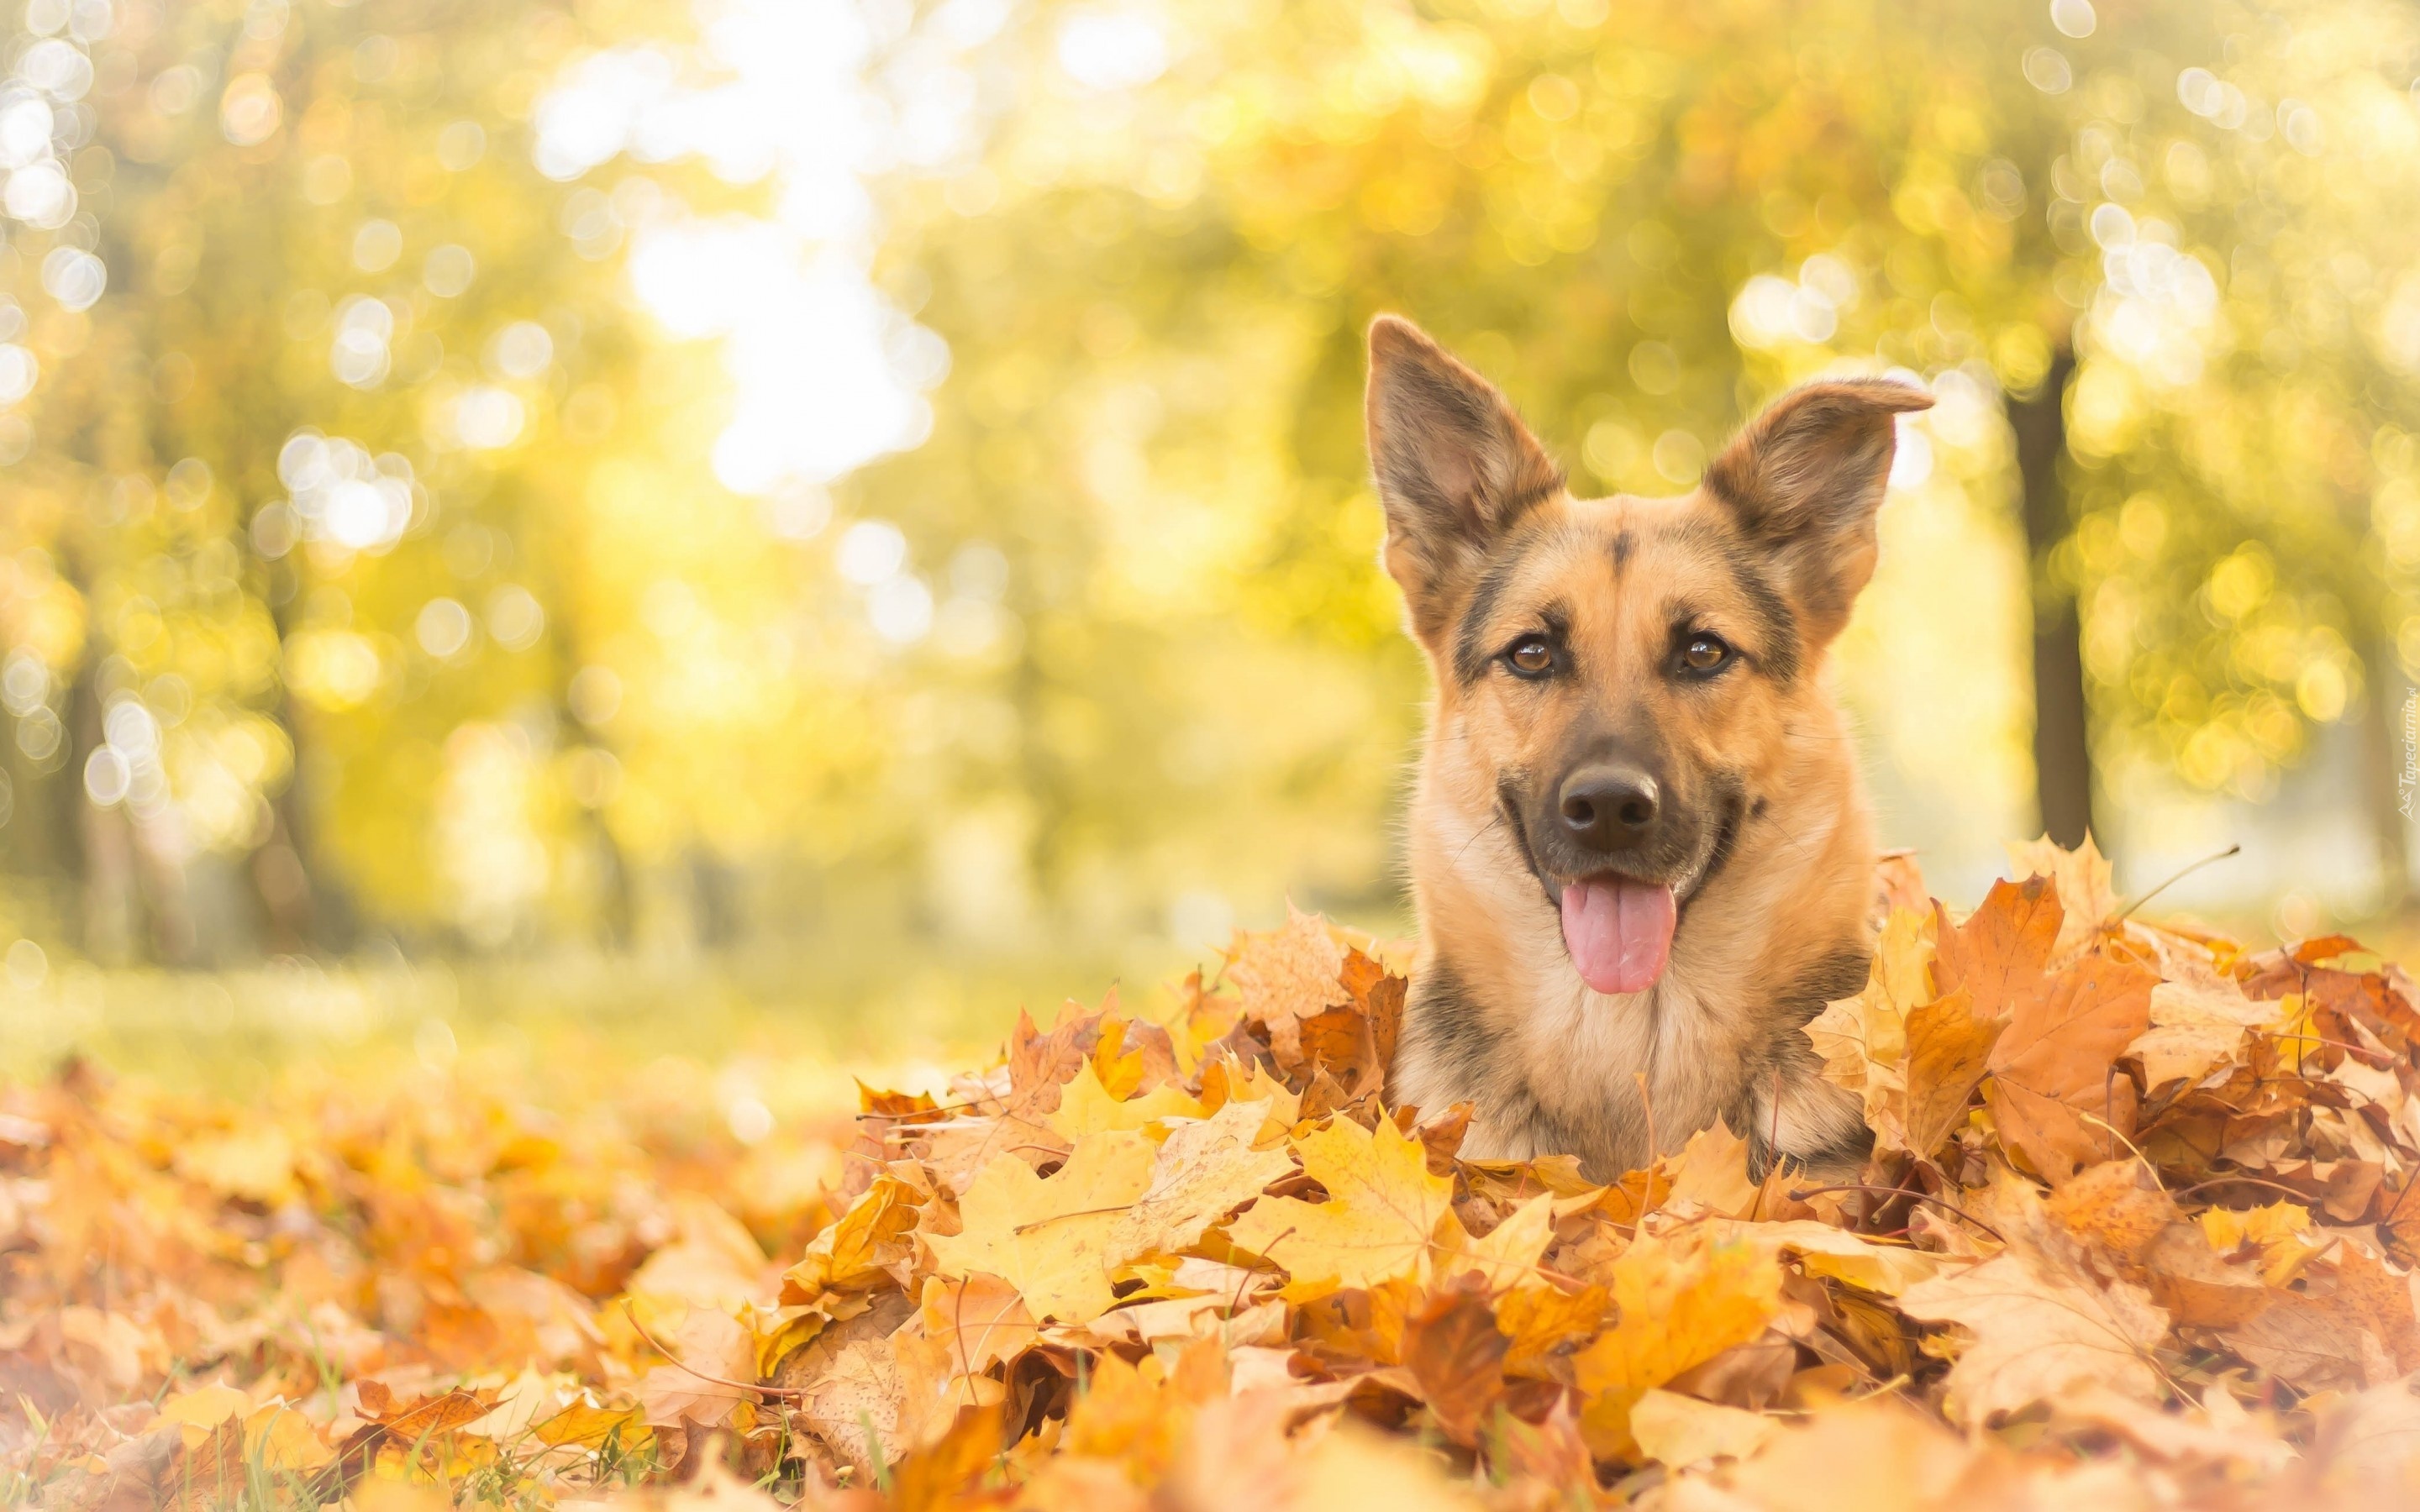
[1493,491,1742,601]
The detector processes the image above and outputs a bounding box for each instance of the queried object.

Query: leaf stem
[1784,1184,2006,1245]
[2115,843,2240,921]
[621,1303,808,1399]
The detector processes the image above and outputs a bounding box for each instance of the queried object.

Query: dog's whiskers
[1449,811,1506,871]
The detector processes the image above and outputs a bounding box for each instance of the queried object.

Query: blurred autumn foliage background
[3,0,2420,1080]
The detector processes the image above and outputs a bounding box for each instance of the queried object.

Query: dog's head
[1367,315,1929,996]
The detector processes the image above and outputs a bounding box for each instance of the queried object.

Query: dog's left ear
[1702,379,1933,645]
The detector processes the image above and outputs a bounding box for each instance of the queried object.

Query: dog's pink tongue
[1560,877,1676,995]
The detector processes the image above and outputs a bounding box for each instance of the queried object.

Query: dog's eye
[1679,634,1730,674]
[1507,638,1555,676]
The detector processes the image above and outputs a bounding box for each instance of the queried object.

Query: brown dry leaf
[1898,1183,2168,1424]
[2327,1243,2420,1373]
[1226,903,1352,1067]
[2309,1373,2420,1493]
[638,1307,755,1428]
[917,1113,1070,1198]
[1900,987,2001,1159]
[2224,1293,2376,1394]
[923,1130,1155,1324]
[2006,832,2118,969]
[1401,1281,1508,1445]
[1105,1097,1294,1270]
[1289,948,1407,1095]
[1933,875,2063,1024]
[2141,1222,2274,1328]
[2129,972,2285,1089]
[1992,956,2160,1103]
[1225,1114,1455,1300]
[164,1419,249,1512]
[1802,995,1876,1095]
[1002,1005,1092,1120]
[2044,1159,2181,1262]
[1986,1077,2123,1183]
[789,1328,970,1478]
[1986,954,2157,1179]
[355,1385,497,1439]
[918,1272,1036,1375]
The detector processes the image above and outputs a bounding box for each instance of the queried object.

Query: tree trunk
[2363,635,2412,909]
[2007,345,2095,849]
[247,557,350,956]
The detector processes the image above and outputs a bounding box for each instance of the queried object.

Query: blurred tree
[871,0,2420,908]
[2,0,2415,969]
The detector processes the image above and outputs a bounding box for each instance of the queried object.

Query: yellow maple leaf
[1203,1053,1303,1128]
[1046,1060,1207,1142]
[1105,1098,1294,1269]
[1226,902,1351,1065]
[1053,1346,1225,1485]
[781,1173,922,1303]
[245,1402,337,1473]
[925,1130,1155,1323]
[1570,1227,1784,1459]
[1224,1115,1453,1301]
[149,1384,252,1446]
[1667,1120,1759,1218]
[1708,1218,1944,1296]
[1629,1388,1781,1467]
[1805,906,1933,1093]
[1498,1279,1612,1377]
[171,1125,299,1205]
[2201,1200,2323,1286]
[1434,1192,1556,1292]
[533,1401,650,1454]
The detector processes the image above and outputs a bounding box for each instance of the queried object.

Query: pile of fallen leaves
[10,837,2420,1510]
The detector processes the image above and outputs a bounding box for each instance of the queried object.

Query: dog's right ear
[1366,316,1562,638]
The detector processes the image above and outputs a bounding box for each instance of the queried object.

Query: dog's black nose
[1559,765,1660,852]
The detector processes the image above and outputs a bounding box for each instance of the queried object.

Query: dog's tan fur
[1367,315,1930,1181]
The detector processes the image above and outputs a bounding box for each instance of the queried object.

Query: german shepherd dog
[1368,315,1931,1182]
